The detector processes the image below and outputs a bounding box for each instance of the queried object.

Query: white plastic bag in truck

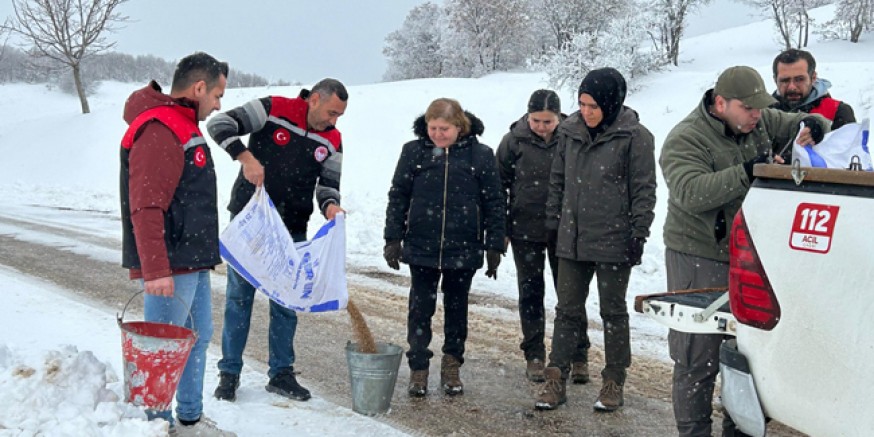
[792,118,871,170]
[218,186,348,312]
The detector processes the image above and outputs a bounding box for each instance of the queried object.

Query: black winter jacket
[207,93,342,235]
[496,113,564,242]
[384,113,505,269]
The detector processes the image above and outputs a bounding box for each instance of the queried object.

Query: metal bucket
[117,292,196,411]
[345,342,403,416]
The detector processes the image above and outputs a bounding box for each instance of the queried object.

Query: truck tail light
[729,209,780,330]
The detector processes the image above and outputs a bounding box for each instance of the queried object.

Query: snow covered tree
[821,0,873,42]
[534,0,626,49]
[647,0,711,66]
[383,2,446,81]
[534,6,662,94]
[7,0,129,114]
[444,0,536,77]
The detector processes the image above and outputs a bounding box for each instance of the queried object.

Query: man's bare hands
[795,126,815,147]
[325,203,345,220]
[144,276,174,297]
[238,151,264,186]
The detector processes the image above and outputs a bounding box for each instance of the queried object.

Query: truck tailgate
[634,288,736,335]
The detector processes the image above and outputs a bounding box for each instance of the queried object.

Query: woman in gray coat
[535,68,657,413]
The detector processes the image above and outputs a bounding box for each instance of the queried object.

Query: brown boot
[534,367,566,410]
[440,355,463,395]
[408,370,428,397]
[571,361,590,384]
[526,358,546,382]
[593,379,624,412]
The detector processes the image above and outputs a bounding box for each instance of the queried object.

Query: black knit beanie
[527,89,561,115]
[577,67,627,127]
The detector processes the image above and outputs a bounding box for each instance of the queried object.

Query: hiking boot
[440,354,464,395]
[408,369,429,397]
[594,379,624,412]
[265,368,311,401]
[213,372,240,402]
[534,366,566,410]
[526,358,546,382]
[173,415,237,437]
[571,361,590,384]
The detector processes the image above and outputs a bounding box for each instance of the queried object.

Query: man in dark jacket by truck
[661,65,828,437]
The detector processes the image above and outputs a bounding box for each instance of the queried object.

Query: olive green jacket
[660,90,829,261]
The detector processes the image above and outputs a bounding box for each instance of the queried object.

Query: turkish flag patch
[193,146,207,168]
[273,128,291,146]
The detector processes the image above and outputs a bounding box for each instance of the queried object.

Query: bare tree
[7,0,129,113]
[647,0,711,67]
[823,0,874,42]
[744,0,828,49]
[0,19,10,63]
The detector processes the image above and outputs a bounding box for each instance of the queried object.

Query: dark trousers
[511,238,588,362]
[548,258,631,384]
[406,265,476,371]
[666,248,748,437]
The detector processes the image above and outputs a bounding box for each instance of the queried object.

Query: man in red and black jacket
[120,52,236,436]
[206,79,348,403]
[771,49,856,130]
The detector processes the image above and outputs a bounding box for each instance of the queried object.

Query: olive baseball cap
[714,66,777,109]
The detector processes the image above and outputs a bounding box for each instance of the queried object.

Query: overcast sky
[1,0,757,85]
[1,0,428,86]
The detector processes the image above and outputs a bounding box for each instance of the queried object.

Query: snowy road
[0,207,804,436]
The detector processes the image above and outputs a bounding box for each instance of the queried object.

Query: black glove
[626,237,645,266]
[383,240,402,270]
[485,249,502,279]
[545,220,559,247]
[801,116,825,144]
[742,154,770,182]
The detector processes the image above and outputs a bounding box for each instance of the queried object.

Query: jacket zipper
[438,147,450,268]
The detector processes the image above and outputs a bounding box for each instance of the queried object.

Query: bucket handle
[117,289,197,337]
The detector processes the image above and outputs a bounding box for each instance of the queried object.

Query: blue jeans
[217,231,305,378]
[143,270,214,424]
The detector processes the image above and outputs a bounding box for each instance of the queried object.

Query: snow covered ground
[0,4,872,435]
[0,266,408,436]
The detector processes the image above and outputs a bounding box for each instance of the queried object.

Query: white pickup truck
[637,163,874,436]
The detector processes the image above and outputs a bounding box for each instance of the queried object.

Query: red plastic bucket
[118,292,197,411]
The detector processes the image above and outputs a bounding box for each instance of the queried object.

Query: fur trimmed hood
[412,111,485,140]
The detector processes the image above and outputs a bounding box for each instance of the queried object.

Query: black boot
[214,372,240,401]
[266,368,311,401]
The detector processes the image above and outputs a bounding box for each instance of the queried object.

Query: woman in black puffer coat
[383,98,505,398]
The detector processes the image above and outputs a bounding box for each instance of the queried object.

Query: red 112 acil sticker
[789,202,840,253]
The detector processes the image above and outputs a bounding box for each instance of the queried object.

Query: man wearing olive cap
[659,66,828,436]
